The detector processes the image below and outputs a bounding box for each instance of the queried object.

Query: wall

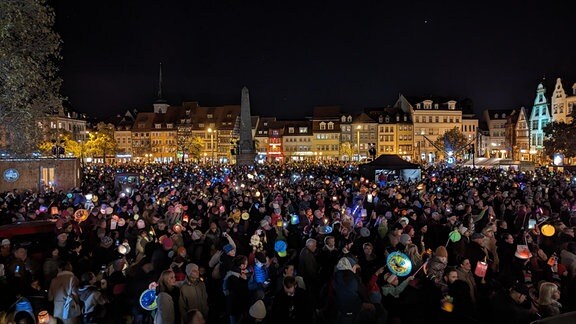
[0,158,80,193]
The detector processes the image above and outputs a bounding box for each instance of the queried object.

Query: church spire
[153,62,168,113]
[157,62,164,101]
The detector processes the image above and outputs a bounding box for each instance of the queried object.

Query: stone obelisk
[236,86,256,166]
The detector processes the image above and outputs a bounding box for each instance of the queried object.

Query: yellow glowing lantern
[541,224,555,237]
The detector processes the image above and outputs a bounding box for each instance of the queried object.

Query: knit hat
[435,246,448,258]
[336,257,357,271]
[185,263,199,277]
[470,232,485,240]
[223,244,235,254]
[399,234,411,245]
[249,300,266,320]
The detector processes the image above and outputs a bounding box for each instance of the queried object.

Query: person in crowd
[490,283,535,323]
[224,255,250,324]
[155,269,177,324]
[270,276,310,323]
[179,263,209,321]
[536,281,562,318]
[78,272,109,323]
[48,261,81,324]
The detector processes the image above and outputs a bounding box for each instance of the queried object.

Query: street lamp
[144,153,151,163]
[208,128,216,165]
[356,125,362,162]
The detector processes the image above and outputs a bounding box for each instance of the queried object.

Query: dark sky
[52,0,576,120]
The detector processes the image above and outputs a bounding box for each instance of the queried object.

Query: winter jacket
[179,278,209,320]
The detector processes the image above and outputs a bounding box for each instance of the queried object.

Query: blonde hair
[537,282,558,306]
[405,243,422,269]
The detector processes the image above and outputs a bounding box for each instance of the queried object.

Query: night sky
[52,0,576,120]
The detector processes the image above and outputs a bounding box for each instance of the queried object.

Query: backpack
[222,271,240,296]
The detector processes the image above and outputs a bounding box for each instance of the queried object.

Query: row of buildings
[25,78,576,164]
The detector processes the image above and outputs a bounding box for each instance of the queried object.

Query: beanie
[435,246,448,258]
[399,234,411,245]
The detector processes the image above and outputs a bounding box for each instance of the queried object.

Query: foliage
[0,0,63,155]
[433,127,469,158]
[186,136,204,160]
[339,141,354,161]
[177,129,205,163]
[85,123,117,159]
[38,129,81,157]
[544,111,576,158]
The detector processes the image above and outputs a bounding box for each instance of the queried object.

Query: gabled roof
[133,112,156,131]
[313,106,341,119]
[353,113,377,123]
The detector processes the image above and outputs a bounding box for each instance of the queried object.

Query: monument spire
[237,86,256,165]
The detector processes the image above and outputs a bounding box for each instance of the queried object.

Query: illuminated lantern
[541,224,555,237]
[241,212,250,221]
[73,209,89,223]
[514,245,532,260]
[38,310,50,324]
[172,223,183,233]
[182,215,189,223]
[51,207,59,215]
[118,242,131,255]
[449,230,461,243]
[474,260,488,278]
[139,289,158,311]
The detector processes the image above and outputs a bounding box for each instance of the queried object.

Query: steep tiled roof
[313,106,341,119]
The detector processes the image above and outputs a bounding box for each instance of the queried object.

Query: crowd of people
[0,161,575,324]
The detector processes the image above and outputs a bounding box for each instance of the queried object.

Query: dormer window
[378,116,384,123]
[434,104,439,109]
[494,114,499,119]
[155,123,162,129]
[502,113,506,118]
[347,116,352,123]
[289,127,295,134]
[416,103,421,109]
[396,115,400,121]
[385,116,390,123]
[227,113,232,118]
[404,116,407,122]
[424,100,432,109]
[207,114,213,119]
[327,122,334,130]
[320,122,326,130]
[299,127,308,133]
[341,116,347,122]
[448,101,456,110]
[263,122,268,126]
[167,123,173,129]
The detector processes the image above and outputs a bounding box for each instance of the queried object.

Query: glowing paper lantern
[73,209,89,223]
[139,289,158,311]
[474,261,488,278]
[449,230,461,242]
[386,251,412,276]
[51,207,59,215]
[541,224,555,237]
